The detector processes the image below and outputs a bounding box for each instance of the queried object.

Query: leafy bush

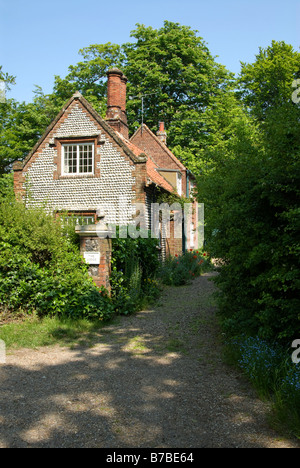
[0,200,114,321]
[196,41,300,345]
[158,250,212,286]
[279,363,300,433]
[202,145,300,344]
[0,173,14,200]
[110,230,161,314]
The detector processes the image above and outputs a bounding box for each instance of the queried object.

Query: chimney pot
[156,121,167,145]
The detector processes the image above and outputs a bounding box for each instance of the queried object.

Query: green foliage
[110,230,160,314]
[0,66,15,89]
[124,21,236,172]
[0,173,14,200]
[198,41,300,345]
[158,250,212,286]
[226,336,300,438]
[0,98,21,172]
[155,186,193,209]
[0,88,62,173]
[52,43,124,116]
[238,41,300,121]
[1,23,239,175]
[0,200,114,321]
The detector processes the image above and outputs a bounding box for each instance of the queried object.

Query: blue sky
[0,0,299,103]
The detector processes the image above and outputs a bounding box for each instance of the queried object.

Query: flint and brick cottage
[13,68,199,259]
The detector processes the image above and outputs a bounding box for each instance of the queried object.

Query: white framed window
[57,211,96,227]
[67,215,95,226]
[62,143,94,175]
[177,172,182,196]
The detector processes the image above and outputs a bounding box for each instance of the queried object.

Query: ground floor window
[57,211,96,226]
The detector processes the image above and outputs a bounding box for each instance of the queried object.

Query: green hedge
[110,230,161,314]
[0,199,114,321]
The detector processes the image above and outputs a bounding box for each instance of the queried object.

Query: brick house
[13,68,198,258]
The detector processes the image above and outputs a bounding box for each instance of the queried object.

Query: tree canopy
[197,40,300,343]
[0,21,244,174]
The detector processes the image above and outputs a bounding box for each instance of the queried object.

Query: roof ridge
[131,124,186,171]
[20,92,147,169]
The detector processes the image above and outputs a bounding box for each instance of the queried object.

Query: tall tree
[0,67,18,172]
[124,21,236,171]
[197,41,300,343]
[45,22,239,173]
[1,24,242,174]
[53,43,124,116]
[238,41,300,121]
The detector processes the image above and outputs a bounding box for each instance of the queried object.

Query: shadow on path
[0,273,299,448]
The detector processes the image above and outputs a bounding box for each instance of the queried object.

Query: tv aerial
[129,92,158,134]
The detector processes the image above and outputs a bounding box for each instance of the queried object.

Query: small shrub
[158,249,212,286]
[275,362,300,437]
[110,230,160,314]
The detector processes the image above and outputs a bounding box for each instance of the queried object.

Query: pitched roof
[130,124,186,171]
[15,91,176,194]
[114,130,147,159]
[19,92,147,169]
[146,156,174,192]
[115,130,175,193]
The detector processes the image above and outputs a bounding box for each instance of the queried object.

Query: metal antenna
[129,92,158,135]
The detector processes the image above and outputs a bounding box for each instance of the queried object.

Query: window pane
[63,143,93,175]
[64,145,77,174]
[79,144,93,173]
[63,214,95,226]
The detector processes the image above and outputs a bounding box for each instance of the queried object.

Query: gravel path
[0,272,299,448]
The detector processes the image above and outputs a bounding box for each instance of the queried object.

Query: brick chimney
[106,68,129,139]
[156,121,167,145]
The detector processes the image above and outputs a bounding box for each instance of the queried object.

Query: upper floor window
[62,143,94,175]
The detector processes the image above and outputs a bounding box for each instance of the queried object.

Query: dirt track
[0,273,299,448]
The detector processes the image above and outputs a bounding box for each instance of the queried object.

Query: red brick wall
[131,126,187,196]
[165,218,183,257]
[80,236,112,293]
[106,69,128,139]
